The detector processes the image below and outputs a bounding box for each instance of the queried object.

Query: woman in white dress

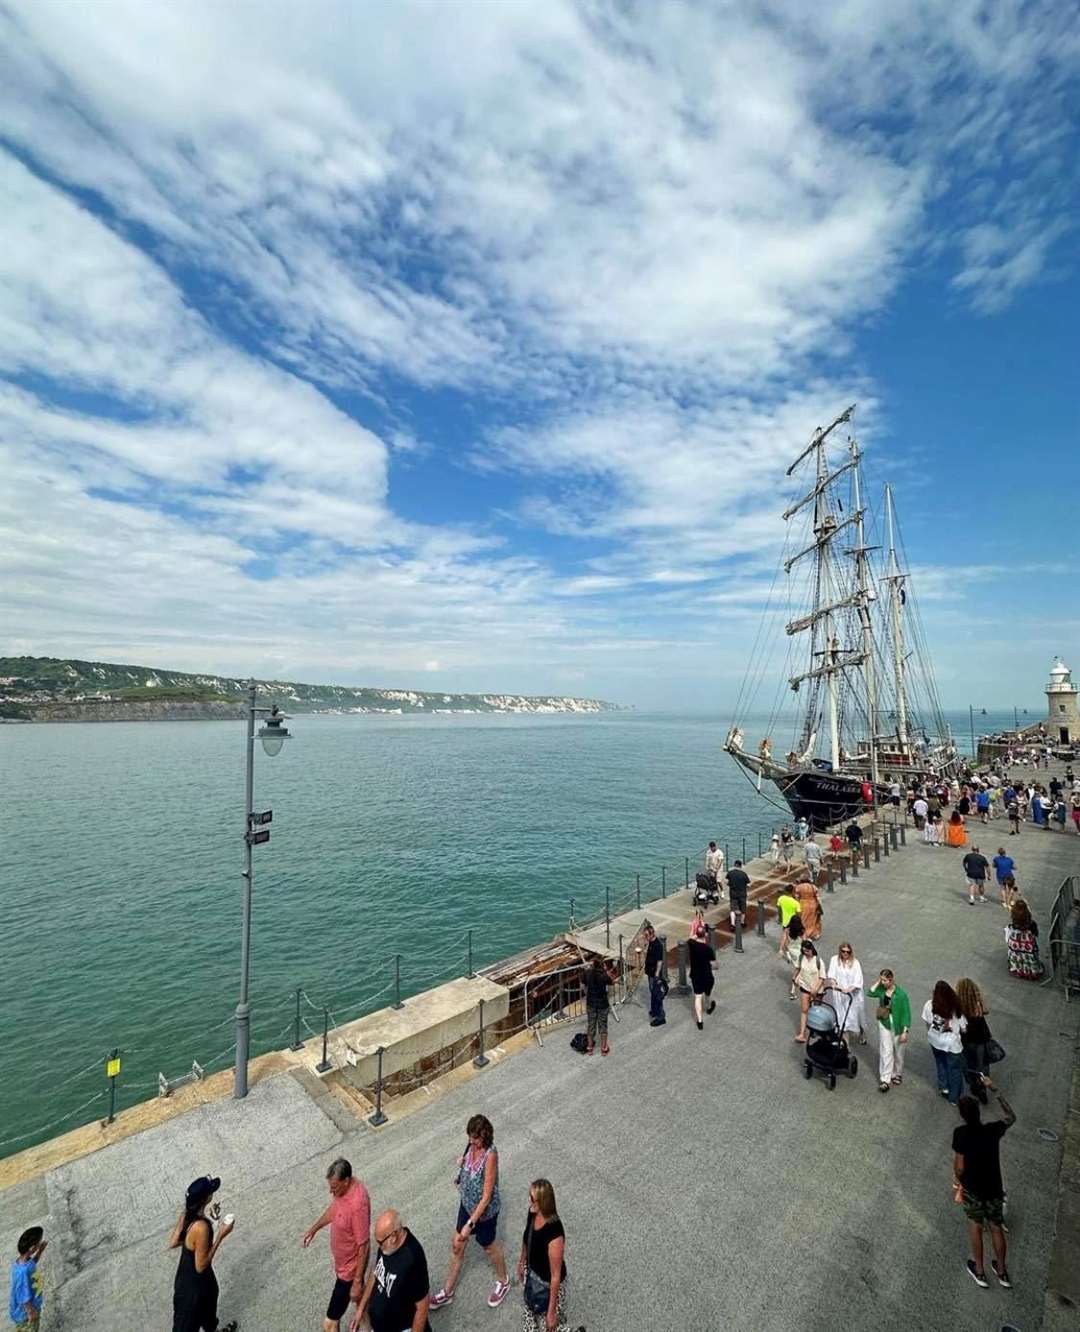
[827,942,866,1044]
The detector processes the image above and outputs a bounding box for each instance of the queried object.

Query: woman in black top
[956,977,994,1102]
[687,915,717,1031]
[168,1176,238,1332]
[517,1178,576,1332]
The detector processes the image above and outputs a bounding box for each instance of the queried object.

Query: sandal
[879,1082,889,1093]
[891,1076,902,1085]
[601,1045,610,1056]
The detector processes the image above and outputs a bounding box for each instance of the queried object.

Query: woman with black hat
[168,1175,238,1331]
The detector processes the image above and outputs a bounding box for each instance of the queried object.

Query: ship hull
[774,768,876,831]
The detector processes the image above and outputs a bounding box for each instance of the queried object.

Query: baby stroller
[803,992,858,1090]
[693,871,720,906]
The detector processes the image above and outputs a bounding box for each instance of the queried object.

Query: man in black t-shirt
[352,1210,431,1332]
[962,847,989,905]
[642,922,666,1027]
[951,1078,1016,1291]
[726,861,750,929]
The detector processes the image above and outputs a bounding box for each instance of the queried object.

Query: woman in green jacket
[866,968,911,1093]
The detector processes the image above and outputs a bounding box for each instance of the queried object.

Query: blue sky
[1,0,1077,709]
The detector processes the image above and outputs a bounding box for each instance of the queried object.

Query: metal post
[725,843,730,871]
[368,1046,387,1126]
[618,934,624,999]
[900,824,906,846]
[874,837,881,863]
[605,887,611,949]
[106,1047,119,1125]
[315,1007,331,1073]
[850,851,858,878]
[825,863,834,893]
[290,987,303,1051]
[235,681,256,1099]
[890,826,898,851]
[685,857,690,890]
[393,954,403,1010]
[569,897,575,929]
[839,859,847,885]
[467,929,474,979]
[733,913,744,953]
[659,934,668,982]
[741,836,746,863]
[758,832,763,857]
[636,874,641,910]
[473,999,489,1068]
[756,899,766,936]
[661,866,666,898]
[674,941,690,994]
[882,829,890,857]
[862,842,871,869]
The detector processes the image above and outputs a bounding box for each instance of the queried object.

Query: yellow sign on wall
[106,1057,121,1079]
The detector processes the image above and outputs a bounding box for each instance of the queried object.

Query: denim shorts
[457,1203,498,1248]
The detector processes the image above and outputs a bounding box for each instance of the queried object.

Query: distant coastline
[0,654,621,722]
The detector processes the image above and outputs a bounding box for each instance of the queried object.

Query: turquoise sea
[1,706,1029,1157]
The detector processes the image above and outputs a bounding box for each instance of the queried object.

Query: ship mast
[883,484,908,751]
[850,440,879,784]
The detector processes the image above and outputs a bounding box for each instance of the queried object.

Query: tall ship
[725,405,960,830]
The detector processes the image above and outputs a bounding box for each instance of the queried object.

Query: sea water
[0,706,1025,1156]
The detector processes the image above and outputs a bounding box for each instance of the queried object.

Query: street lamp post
[235,682,291,1099]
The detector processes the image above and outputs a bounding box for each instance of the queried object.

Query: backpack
[570,1032,589,1053]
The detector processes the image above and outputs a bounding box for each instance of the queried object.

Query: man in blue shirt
[8,1227,45,1329]
[991,848,1016,909]
[975,788,991,823]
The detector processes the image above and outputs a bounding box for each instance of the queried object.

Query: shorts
[730,892,747,914]
[457,1204,498,1248]
[961,1192,1004,1226]
[327,1276,353,1320]
[691,973,715,996]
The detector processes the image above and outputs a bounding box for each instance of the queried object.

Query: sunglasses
[375,1227,400,1247]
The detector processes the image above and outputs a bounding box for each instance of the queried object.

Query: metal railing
[1045,874,1080,1000]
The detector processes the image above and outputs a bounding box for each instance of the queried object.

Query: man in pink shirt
[302,1158,372,1332]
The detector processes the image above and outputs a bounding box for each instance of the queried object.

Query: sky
[1,0,1078,710]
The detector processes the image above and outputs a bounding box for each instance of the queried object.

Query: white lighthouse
[1046,658,1079,744]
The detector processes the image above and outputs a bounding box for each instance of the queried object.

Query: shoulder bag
[985,1037,1006,1064]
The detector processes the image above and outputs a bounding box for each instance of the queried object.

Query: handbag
[986,1037,1006,1064]
[523,1216,551,1314]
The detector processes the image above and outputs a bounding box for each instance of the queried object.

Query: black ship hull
[775,768,878,831]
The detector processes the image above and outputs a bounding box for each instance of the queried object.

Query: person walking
[845,819,863,855]
[826,943,866,1045]
[1069,788,1080,834]
[794,876,822,941]
[956,978,994,1102]
[1005,900,1044,979]
[962,847,989,906]
[923,981,967,1104]
[726,860,750,931]
[792,940,827,1043]
[516,1180,583,1332]
[687,917,717,1030]
[769,831,781,865]
[952,1078,1016,1290]
[803,837,822,881]
[1006,791,1021,835]
[975,787,991,824]
[991,848,1016,910]
[8,1227,46,1331]
[302,1158,371,1332]
[704,841,725,896]
[779,825,795,866]
[582,954,616,1055]
[642,922,666,1027]
[169,1177,238,1332]
[351,1211,431,1332]
[867,968,911,1093]
[912,795,928,830]
[429,1115,509,1312]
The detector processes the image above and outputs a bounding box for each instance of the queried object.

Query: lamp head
[258,705,291,757]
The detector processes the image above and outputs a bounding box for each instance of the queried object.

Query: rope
[0,1092,106,1150]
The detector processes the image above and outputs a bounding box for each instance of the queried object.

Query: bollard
[756,899,766,936]
[742,836,747,863]
[473,999,490,1069]
[874,838,881,864]
[105,1047,119,1126]
[290,987,303,1051]
[863,842,871,869]
[758,832,763,857]
[890,826,898,852]
[605,886,611,949]
[850,852,859,879]
[393,954,404,1010]
[636,873,641,910]
[316,1007,332,1073]
[825,863,834,894]
[368,1046,388,1126]
[674,940,690,994]
[661,866,666,898]
[570,897,575,929]
[467,929,474,979]
[618,934,624,1000]
[685,857,690,891]
[659,934,669,982]
[839,859,847,886]
[734,913,744,953]
[900,824,907,846]
[883,829,890,857]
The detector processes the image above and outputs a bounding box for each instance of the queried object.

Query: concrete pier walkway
[3,802,1078,1331]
